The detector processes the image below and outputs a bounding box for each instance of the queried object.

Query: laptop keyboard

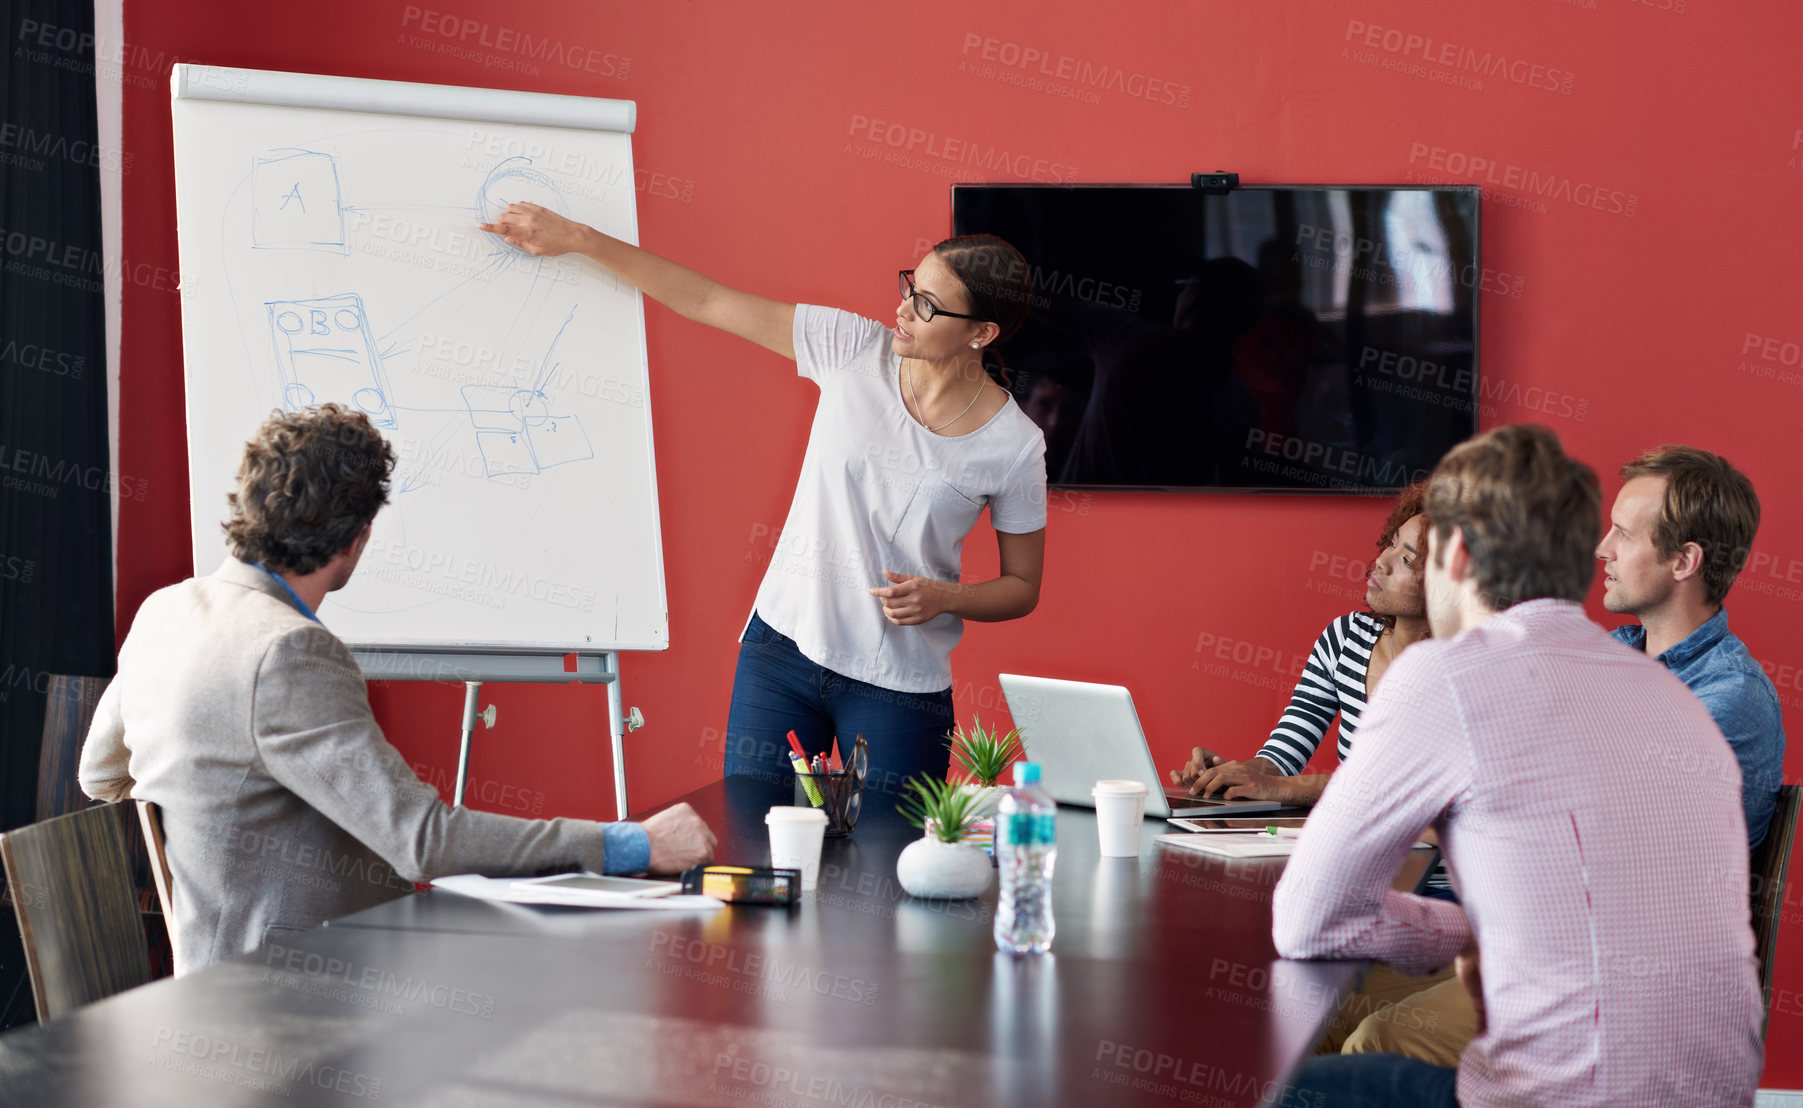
[1165,789,1253,807]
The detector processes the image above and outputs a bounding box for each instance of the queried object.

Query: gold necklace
[905,362,985,433]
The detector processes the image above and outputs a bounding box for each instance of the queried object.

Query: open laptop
[998,674,1281,818]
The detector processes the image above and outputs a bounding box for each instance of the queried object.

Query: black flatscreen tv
[951,185,1483,492]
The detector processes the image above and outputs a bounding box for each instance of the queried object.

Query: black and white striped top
[1257,609,1456,896]
[1256,611,1384,776]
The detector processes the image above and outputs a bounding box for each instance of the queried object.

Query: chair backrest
[1750,784,1801,1042]
[35,675,111,822]
[0,803,152,1022]
[135,800,179,955]
[28,673,160,916]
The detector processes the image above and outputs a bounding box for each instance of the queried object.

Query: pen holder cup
[794,772,858,837]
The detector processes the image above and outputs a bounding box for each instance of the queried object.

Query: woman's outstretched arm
[480,201,795,359]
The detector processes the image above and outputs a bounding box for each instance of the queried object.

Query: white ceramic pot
[896,835,993,900]
[960,783,1001,817]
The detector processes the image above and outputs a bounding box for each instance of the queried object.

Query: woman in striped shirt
[1172,480,1431,806]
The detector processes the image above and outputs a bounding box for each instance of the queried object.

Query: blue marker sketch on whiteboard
[476,157,565,238]
[253,150,346,252]
[244,147,602,494]
[265,293,396,427]
[197,121,651,625]
[459,308,592,477]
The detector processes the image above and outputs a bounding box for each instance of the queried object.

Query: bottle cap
[1013,762,1042,784]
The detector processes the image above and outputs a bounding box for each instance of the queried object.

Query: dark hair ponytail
[933,234,1034,388]
[978,338,1012,389]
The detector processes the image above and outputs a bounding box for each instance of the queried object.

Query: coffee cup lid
[766,806,829,824]
[1092,779,1149,797]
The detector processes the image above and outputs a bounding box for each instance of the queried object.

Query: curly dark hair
[1369,478,1432,633]
[223,404,395,574]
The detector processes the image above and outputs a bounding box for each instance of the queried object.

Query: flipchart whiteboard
[171,65,667,652]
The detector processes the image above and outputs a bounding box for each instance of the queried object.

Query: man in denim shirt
[1596,444,1785,847]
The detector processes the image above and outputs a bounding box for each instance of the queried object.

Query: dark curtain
[0,0,117,1025]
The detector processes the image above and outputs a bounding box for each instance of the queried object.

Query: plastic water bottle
[994,762,1057,954]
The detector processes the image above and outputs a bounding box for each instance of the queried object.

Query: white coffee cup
[1092,779,1149,858]
[766,806,830,892]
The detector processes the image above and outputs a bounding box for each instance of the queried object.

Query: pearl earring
[970,342,980,349]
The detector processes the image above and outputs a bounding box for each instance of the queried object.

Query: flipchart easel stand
[352,651,644,817]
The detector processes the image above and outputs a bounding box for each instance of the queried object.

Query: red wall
[116,0,1802,1081]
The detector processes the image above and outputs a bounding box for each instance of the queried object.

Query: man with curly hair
[80,404,714,973]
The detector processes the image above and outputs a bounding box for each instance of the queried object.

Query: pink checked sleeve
[1271,642,1474,976]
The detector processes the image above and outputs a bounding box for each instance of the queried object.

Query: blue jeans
[1290,1054,1459,1106]
[724,612,954,806]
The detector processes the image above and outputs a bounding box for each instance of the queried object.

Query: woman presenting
[481,205,1046,795]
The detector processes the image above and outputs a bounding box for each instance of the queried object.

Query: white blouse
[746,305,1047,693]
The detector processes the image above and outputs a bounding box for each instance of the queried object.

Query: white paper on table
[1154,832,1300,859]
[1155,834,1434,860]
[430,874,726,910]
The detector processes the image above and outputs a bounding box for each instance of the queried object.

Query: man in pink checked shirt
[1272,425,1763,1107]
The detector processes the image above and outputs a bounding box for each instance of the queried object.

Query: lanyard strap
[252,562,321,624]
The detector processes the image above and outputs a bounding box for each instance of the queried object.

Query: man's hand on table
[642,802,717,874]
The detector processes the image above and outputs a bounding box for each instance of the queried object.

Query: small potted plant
[895,776,993,900]
[945,716,1024,856]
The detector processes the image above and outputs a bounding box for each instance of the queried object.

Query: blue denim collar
[1610,605,1730,673]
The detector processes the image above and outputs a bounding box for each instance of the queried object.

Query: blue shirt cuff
[601,821,651,875]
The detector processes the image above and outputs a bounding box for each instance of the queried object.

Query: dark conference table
[0,777,1429,1106]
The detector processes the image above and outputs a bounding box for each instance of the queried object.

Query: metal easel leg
[455,679,482,808]
[604,651,629,819]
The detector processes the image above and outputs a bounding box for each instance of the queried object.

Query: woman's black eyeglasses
[899,270,987,323]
